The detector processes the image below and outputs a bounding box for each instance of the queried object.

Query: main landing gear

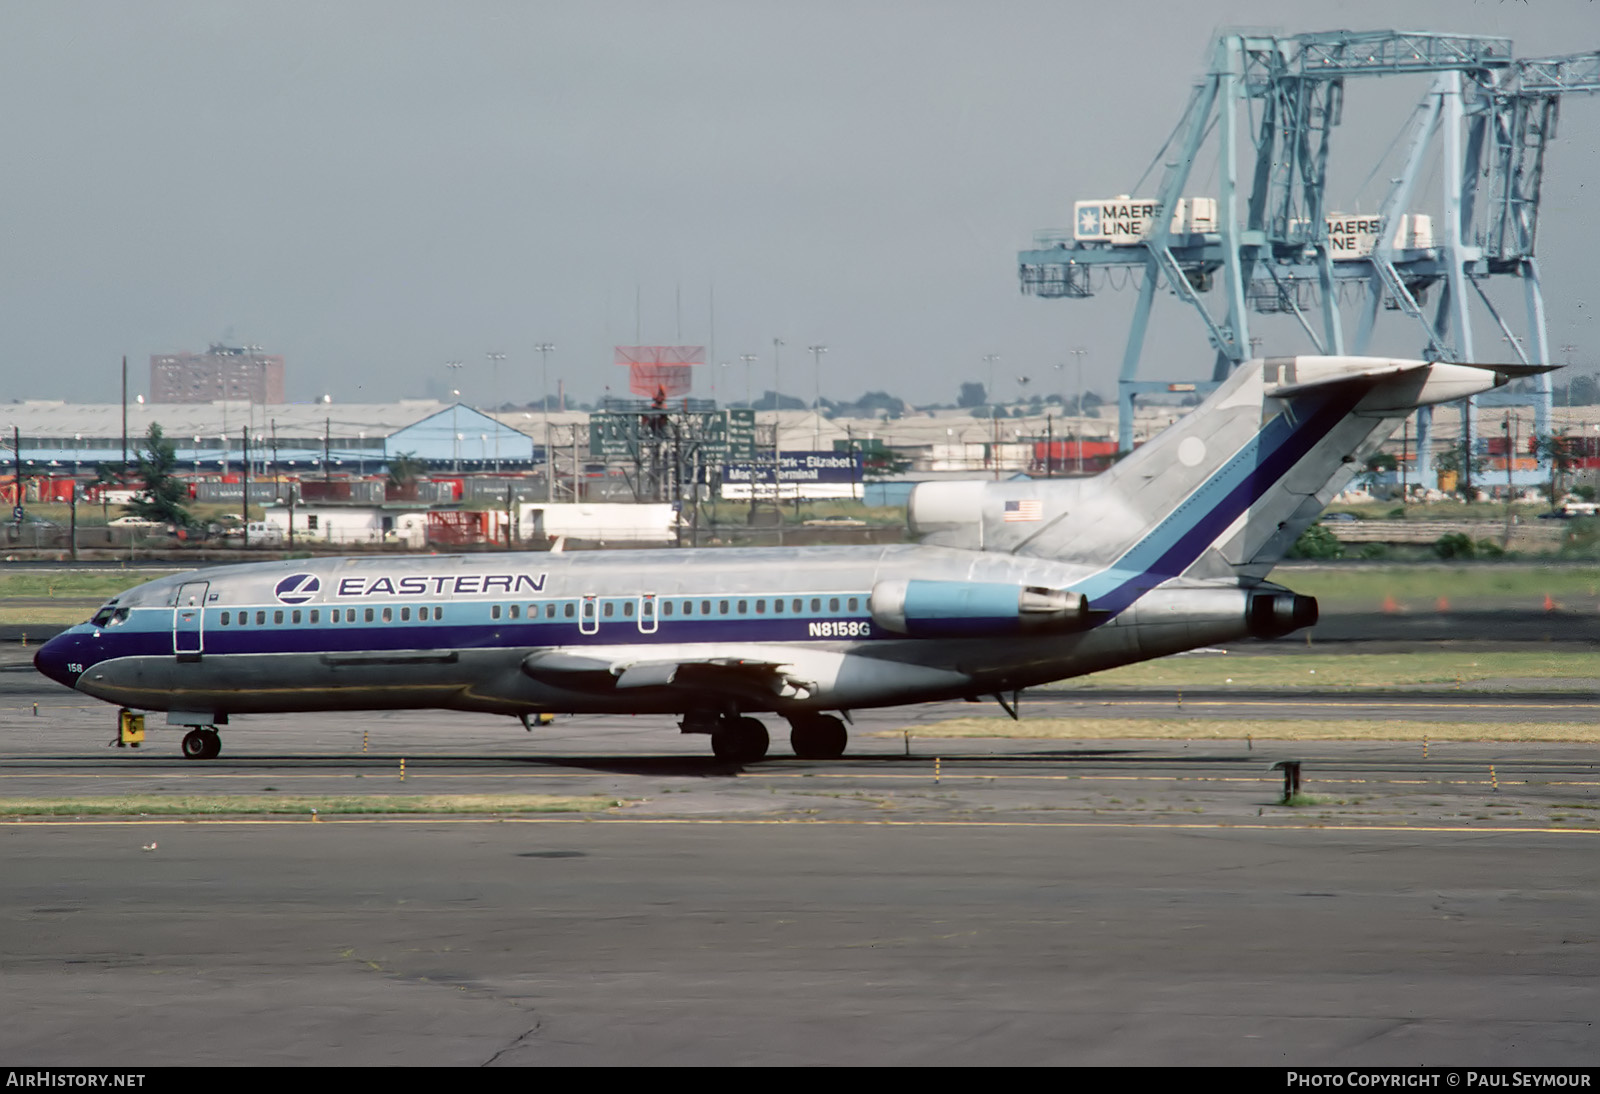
[711,717,769,764]
[788,713,848,760]
[180,727,222,760]
[686,711,851,763]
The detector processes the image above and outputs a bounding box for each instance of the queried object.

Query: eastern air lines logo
[274,573,322,605]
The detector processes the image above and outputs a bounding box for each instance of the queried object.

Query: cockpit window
[90,606,116,627]
[108,608,130,626]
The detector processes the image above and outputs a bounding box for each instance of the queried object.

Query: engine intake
[871,579,1090,638]
[1247,591,1319,638]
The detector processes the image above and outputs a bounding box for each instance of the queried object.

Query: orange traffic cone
[1436,596,1450,612]
[1544,594,1556,613]
[1382,594,1399,613]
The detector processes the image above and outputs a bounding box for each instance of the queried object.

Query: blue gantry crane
[1019,30,1598,487]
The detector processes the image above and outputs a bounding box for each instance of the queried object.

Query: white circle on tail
[1178,436,1206,467]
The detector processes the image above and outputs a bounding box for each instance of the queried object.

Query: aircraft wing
[521,649,816,699]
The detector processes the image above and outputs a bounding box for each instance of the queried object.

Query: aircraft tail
[911,357,1539,591]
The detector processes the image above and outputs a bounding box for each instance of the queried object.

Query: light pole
[739,354,757,408]
[486,352,506,473]
[808,344,828,447]
[532,343,555,496]
[1070,346,1087,473]
[772,339,785,504]
[450,388,461,474]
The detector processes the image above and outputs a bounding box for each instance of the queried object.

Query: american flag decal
[1004,499,1043,522]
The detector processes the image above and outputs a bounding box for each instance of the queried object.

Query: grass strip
[892,717,1600,742]
[1047,651,1600,690]
[1276,565,1600,610]
[0,794,625,817]
[0,573,182,599]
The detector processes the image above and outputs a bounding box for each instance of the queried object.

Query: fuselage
[33,543,1265,721]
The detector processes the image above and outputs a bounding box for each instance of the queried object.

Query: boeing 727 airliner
[34,356,1541,761]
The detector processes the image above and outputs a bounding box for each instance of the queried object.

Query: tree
[957,381,987,409]
[125,424,190,527]
[1287,524,1344,559]
[386,450,426,489]
[1532,433,1577,509]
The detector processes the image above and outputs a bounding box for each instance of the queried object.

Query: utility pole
[241,427,250,548]
[534,342,555,494]
[120,355,128,477]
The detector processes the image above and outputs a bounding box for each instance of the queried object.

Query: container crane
[1019,30,1598,487]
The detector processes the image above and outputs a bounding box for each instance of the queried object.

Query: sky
[0,0,1595,410]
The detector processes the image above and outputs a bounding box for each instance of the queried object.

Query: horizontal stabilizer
[1270,361,1427,397]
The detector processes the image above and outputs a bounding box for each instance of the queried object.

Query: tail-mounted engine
[870,579,1090,638]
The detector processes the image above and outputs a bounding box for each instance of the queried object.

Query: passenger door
[173,581,209,661]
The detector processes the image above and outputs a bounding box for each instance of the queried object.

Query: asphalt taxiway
[4,635,1599,1065]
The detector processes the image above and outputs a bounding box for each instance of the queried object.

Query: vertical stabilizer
[911,357,1523,594]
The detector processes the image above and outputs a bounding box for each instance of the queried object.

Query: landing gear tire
[711,717,769,763]
[789,714,848,760]
[181,728,221,760]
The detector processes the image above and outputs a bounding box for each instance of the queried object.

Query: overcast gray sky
[1,0,1594,408]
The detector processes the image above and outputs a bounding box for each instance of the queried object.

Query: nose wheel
[181,727,222,760]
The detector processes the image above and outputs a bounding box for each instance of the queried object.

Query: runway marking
[3,815,1599,835]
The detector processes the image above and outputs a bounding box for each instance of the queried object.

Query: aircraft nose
[34,632,85,689]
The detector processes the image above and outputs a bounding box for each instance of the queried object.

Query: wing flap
[522,649,815,699]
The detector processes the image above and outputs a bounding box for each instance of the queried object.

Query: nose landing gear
[180,727,222,760]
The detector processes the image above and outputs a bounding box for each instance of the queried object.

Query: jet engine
[870,579,1090,638]
[1246,590,1319,638]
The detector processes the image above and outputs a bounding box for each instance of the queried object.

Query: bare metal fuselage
[35,543,1262,722]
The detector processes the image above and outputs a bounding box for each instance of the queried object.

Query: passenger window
[623,602,634,617]
[682,600,693,616]
[755,599,765,614]
[702,600,711,615]
[566,603,576,618]
[382,608,393,623]
[719,600,729,615]
[810,598,820,612]
[793,599,802,613]
[310,610,320,624]
[848,598,858,611]
[662,601,673,616]
[545,603,555,618]
[292,610,302,624]
[509,605,519,619]
[364,608,374,623]
[435,607,444,621]
[221,611,230,625]
[491,605,502,620]
[274,610,284,624]
[737,600,747,614]
[829,598,839,612]
[603,602,614,617]
[400,607,410,621]
[256,611,266,625]
[773,599,783,613]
